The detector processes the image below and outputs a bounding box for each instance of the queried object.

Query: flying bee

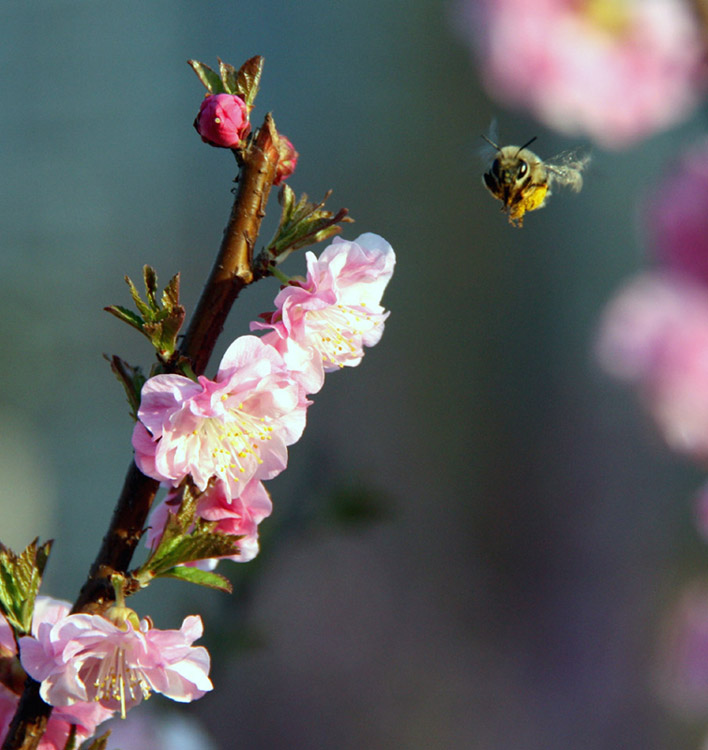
[481,135,590,228]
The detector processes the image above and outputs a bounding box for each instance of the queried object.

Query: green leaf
[103,305,144,333]
[162,273,181,309]
[125,275,151,320]
[0,538,52,636]
[105,355,145,419]
[160,565,233,593]
[145,530,241,578]
[235,56,264,108]
[106,268,185,363]
[143,265,158,308]
[263,189,353,263]
[218,58,239,95]
[134,482,243,589]
[187,59,225,94]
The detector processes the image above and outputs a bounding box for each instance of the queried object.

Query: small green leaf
[143,266,158,308]
[0,538,53,636]
[105,355,145,419]
[106,268,185,363]
[160,565,233,593]
[125,275,151,320]
[187,59,226,94]
[235,56,264,108]
[162,273,181,309]
[145,530,241,578]
[103,305,144,333]
[218,58,239,95]
[134,482,243,589]
[262,189,353,265]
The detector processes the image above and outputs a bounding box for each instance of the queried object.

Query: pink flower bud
[274,134,299,185]
[194,93,251,149]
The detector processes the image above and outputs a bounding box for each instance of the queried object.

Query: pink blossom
[658,584,708,715]
[147,478,273,564]
[0,597,114,748]
[133,335,309,498]
[103,709,217,750]
[274,134,299,186]
[253,233,395,394]
[457,0,705,149]
[194,93,251,149]
[645,138,708,286]
[597,273,708,460]
[20,610,212,719]
[0,683,95,750]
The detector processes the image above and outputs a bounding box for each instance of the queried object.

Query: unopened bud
[274,134,299,185]
[194,93,251,149]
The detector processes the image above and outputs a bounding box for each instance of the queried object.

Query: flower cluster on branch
[0,54,394,750]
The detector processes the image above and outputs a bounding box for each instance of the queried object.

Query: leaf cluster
[134,483,240,594]
[0,539,52,637]
[259,187,353,270]
[105,266,185,363]
[188,56,263,109]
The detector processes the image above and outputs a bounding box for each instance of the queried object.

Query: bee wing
[544,147,591,192]
[478,117,501,163]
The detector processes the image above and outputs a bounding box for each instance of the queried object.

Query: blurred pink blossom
[645,138,708,284]
[20,610,212,719]
[457,0,706,148]
[194,93,251,149]
[103,709,217,750]
[147,478,273,565]
[253,233,395,394]
[658,584,708,715]
[597,273,708,460]
[598,136,708,460]
[132,335,309,499]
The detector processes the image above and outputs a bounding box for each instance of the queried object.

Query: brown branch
[180,114,280,374]
[2,114,280,750]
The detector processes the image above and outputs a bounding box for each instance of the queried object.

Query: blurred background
[2,1,708,748]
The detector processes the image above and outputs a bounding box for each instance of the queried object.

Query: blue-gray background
[1,2,706,748]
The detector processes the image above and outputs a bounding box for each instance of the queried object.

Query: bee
[482,135,590,227]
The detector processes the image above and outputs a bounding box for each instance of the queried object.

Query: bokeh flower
[103,709,217,750]
[598,139,708,461]
[194,93,251,149]
[133,335,309,498]
[658,584,708,716]
[597,273,708,460]
[645,137,708,285]
[456,0,706,148]
[253,233,395,394]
